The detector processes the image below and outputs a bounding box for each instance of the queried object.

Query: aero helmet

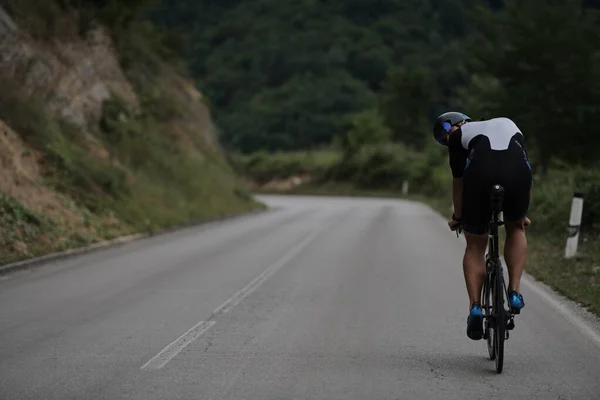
[433,111,472,146]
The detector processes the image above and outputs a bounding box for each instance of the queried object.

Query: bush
[233,142,452,198]
[334,109,391,160]
[353,146,410,190]
[526,164,600,240]
[0,192,53,256]
[528,177,572,239]
[573,167,600,237]
[0,193,43,227]
[0,78,57,150]
[324,142,450,196]
[231,151,340,184]
[99,96,132,140]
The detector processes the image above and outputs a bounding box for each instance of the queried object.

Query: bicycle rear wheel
[494,267,506,373]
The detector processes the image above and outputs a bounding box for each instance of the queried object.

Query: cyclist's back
[458,117,524,152]
[448,117,531,235]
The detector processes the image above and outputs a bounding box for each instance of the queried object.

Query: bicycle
[455,184,518,373]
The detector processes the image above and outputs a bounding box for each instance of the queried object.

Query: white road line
[141,321,216,370]
[497,256,600,348]
[521,273,600,348]
[212,229,321,315]
[141,228,321,371]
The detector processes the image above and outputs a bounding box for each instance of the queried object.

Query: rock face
[0,4,257,266]
[0,6,139,127]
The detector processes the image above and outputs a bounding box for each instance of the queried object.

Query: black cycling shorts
[461,134,532,235]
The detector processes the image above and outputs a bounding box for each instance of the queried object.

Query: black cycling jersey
[447,117,532,234]
[448,117,528,178]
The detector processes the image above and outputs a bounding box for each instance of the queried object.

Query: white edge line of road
[141,228,322,371]
[499,253,600,348]
[520,270,600,348]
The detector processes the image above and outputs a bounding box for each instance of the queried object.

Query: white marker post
[565,192,584,259]
[402,180,409,196]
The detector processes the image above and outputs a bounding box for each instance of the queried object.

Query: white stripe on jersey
[460,117,522,151]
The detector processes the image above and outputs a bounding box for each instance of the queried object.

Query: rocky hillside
[0,2,262,265]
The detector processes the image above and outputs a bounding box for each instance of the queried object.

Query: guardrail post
[565,192,584,259]
[402,180,409,195]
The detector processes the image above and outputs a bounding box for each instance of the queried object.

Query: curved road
[1,195,600,399]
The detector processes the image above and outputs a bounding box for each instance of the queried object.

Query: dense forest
[150,0,600,174]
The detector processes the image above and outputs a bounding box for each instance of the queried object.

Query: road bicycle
[456,184,517,373]
[482,184,518,373]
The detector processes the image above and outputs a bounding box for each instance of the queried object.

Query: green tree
[472,0,600,173]
[149,0,482,153]
[220,72,375,152]
[335,109,391,160]
[378,66,435,149]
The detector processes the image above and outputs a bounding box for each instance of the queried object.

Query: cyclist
[432,112,533,340]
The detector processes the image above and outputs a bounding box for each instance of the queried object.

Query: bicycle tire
[483,272,495,360]
[494,265,505,373]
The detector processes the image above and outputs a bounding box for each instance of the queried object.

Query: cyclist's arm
[447,131,468,219]
[453,178,463,219]
[518,132,534,203]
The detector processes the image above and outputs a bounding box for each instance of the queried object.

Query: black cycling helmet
[433,111,472,146]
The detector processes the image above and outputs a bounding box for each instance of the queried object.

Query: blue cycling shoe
[509,291,525,314]
[466,303,484,340]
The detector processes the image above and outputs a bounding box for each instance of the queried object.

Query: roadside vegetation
[0,0,261,265]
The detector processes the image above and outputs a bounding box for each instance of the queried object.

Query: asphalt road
[1,195,600,400]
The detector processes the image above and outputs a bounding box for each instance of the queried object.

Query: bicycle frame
[487,184,516,323]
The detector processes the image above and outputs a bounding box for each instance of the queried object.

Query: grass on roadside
[527,237,600,315]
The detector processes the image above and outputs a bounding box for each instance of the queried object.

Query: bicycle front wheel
[483,273,495,360]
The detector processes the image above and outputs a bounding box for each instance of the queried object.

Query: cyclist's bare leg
[463,232,488,307]
[504,219,528,292]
